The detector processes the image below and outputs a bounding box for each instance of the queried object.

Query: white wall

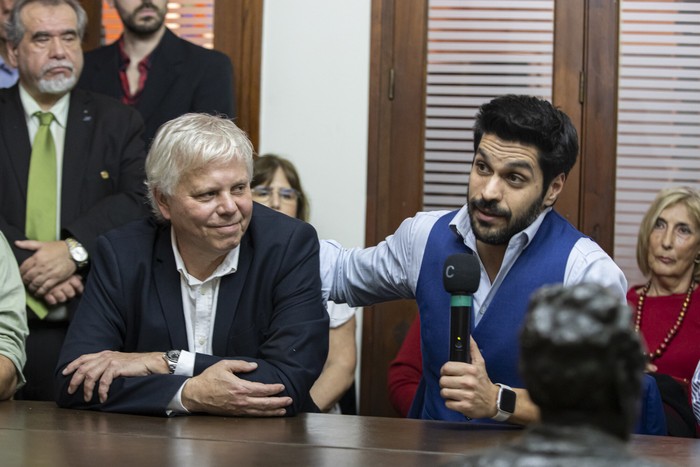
[259,0,370,250]
[259,0,372,410]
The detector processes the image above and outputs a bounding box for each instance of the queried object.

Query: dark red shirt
[387,315,422,417]
[117,37,152,106]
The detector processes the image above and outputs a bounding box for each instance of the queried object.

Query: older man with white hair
[55,113,328,416]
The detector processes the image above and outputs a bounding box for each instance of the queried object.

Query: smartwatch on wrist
[492,383,517,422]
[163,350,181,374]
[65,237,89,270]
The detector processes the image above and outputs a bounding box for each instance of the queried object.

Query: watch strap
[65,237,89,269]
[492,383,516,422]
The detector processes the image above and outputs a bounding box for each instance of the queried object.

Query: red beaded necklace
[634,280,695,361]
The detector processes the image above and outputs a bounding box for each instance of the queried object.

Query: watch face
[72,247,88,262]
[499,388,517,414]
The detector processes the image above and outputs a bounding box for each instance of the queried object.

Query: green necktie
[25,111,57,319]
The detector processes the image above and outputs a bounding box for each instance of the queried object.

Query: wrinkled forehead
[178,157,251,185]
[657,201,699,226]
[20,2,79,35]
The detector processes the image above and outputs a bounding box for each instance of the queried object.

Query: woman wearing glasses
[252,155,357,413]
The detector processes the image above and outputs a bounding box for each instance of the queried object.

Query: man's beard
[468,192,544,245]
[37,61,77,95]
[120,1,166,36]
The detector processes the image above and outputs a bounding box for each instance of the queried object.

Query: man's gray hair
[146,113,255,221]
[6,0,87,48]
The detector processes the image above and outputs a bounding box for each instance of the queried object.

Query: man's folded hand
[182,360,292,416]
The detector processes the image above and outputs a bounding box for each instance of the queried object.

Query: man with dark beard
[77,0,235,145]
[321,94,627,425]
[0,0,148,400]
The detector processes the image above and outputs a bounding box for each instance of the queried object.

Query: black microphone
[443,253,480,363]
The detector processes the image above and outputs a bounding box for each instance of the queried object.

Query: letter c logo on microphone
[445,265,455,278]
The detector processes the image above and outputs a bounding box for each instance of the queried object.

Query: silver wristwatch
[163,350,181,374]
[65,237,89,270]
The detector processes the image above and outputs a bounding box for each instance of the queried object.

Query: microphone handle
[449,295,472,363]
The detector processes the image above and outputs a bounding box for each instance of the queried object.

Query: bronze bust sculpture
[456,283,664,466]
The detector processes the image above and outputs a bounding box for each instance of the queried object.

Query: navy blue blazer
[78,28,235,144]
[55,204,329,416]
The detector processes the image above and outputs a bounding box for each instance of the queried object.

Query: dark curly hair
[473,95,579,195]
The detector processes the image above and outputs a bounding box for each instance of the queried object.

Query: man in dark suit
[0,0,148,400]
[77,0,235,145]
[55,113,328,416]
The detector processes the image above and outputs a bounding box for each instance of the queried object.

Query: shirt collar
[170,227,239,286]
[18,84,70,129]
[450,203,553,251]
[117,35,153,70]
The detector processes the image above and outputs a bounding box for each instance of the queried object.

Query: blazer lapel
[60,90,92,224]
[136,29,183,124]
[212,234,252,356]
[0,86,32,200]
[153,225,189,349]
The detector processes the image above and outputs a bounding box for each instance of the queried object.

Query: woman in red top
[628,186,700,436]
[387,316,422,417]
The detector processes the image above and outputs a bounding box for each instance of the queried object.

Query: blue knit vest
[409,209,583,421]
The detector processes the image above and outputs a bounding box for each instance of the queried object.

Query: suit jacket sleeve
[61,106,149,255]
[193,221,329,415]
[0,87,41,264]
[55,233,187,415]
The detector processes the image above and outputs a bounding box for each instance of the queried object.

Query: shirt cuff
[327,301,356,328]
[174,350,195,377]
[166,380,191,416]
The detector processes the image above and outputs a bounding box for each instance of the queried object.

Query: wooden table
[1,401,698,466]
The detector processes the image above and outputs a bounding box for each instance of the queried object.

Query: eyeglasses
[251,186,299,203]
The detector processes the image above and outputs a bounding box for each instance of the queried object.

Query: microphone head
[443,253,480,295]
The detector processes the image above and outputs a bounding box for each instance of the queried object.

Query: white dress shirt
[167,229,239,413]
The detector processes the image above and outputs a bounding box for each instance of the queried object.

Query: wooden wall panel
[552,0,585,227]
[214,0,263,150]
[362,0,427,417]
[78,0,101,51]
[579,0,619,254]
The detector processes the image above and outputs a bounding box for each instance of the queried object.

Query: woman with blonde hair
[629,186,700,436]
